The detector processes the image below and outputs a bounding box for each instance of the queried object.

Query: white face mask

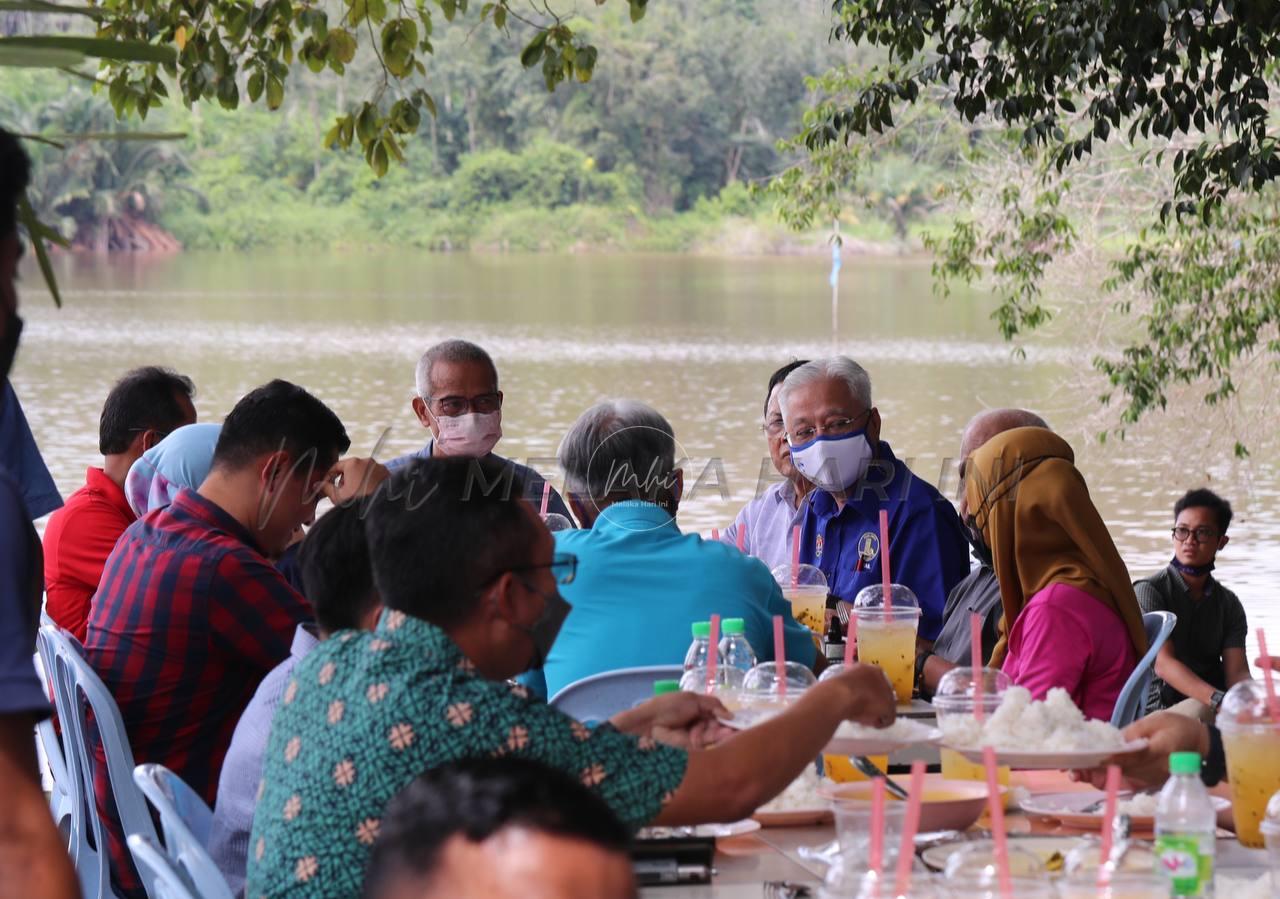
[788,430,873,493]
[433,410,503,458]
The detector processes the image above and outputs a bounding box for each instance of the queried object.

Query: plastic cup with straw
[869,776,886,880]
[983,746,1014,898]
[706,614,720,695]
[894,761,927,897]
[1097,765,1122,889]
[971,612,986,724]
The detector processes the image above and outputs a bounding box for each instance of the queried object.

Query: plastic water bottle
[1154,751,1216,897]
[683,621,724,672]
[718,618,757,673]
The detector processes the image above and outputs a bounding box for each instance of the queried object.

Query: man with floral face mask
[388,338,571,521]
[778,356,970,650]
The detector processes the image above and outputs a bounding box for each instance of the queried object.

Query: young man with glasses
[388,338,571,520]
[1134,488,1251,719]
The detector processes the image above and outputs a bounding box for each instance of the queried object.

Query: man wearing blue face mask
[387,338,572,521]
[778,357,970,651]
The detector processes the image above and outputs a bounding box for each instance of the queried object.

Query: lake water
[13,251,1278,661]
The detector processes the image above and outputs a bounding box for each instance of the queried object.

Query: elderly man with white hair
[517,399,822,700]
[387,338,571,519]
[779,357,970,654]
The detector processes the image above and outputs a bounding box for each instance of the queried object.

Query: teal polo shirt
[519,500,818,700]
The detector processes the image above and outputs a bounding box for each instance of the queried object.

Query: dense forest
[2,0,970,253]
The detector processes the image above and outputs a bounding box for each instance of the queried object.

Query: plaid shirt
[84,487,310,896]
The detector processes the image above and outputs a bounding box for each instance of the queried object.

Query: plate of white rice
[751,766,833,827]
[825,716,943,756]
[938,686,1146,769]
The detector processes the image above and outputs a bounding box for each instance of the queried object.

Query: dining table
[639,770,1274,897]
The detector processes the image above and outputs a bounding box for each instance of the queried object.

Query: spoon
[851,756,910,799]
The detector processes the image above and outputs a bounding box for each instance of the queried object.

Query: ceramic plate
[944,739,1149,770]
[1020,791,1231,831]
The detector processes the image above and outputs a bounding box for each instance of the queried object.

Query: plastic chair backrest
[1110,611,1177,728]
[44,626,160,897]
[549,665,685,725]
[133,764,233,899]
[40,624,114,899]
[126,836,198,899]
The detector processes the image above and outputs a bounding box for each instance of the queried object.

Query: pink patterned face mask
[433,411,502,458]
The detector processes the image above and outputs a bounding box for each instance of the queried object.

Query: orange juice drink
[1219,679,1280,848]
[783,585,828,632]
[854,609,919,702]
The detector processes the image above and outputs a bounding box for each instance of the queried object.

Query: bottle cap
[722,618,746,635]
[653,679,681,696]
[691,621,711,638]
[1168,751,1201,775]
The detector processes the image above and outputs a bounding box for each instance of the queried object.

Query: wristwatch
[914,650,935,697]
[1209,689,1225,713]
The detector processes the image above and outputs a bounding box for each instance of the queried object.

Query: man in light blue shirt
[520,399,821,701]
[721,360,814,573]
[208,501,381,897]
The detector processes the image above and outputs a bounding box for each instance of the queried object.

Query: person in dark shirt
[0,126,81,899]
[916,408,1048,698]
[1135,488,1251,719]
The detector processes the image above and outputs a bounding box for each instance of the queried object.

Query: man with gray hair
[517,399,821,700]
[387,338,570,519]
[779,356,969,652]
[916,408,1050,698]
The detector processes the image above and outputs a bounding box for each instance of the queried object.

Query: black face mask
[964,515,994,569]
[517,578,572,669]
[0,310,23,383]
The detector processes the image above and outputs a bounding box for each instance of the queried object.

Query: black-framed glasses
[506,552,577,586]
[427,392,502,417]
[1172,525,1219,544]
[785,408,872,446]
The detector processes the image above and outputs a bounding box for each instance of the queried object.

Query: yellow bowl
[821,777,1006,833]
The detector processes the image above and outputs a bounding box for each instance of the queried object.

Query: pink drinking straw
[983,746,1013,899]
[791,526,801,587]
[868,776,886,877]
[736,523,747,552]
[706,614,720,695]
[878,509,892,619]
[539,481,551,518]
[971,611,986,723]
[1258,629,1280,722]
[843,611,857,666]
[1097,765,1122,888]
[893,761,927,896]
[711,528,719,542]
[773,614,786,699]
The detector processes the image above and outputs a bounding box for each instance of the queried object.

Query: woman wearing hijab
[125,422,222,516]
[963,427,1146,720]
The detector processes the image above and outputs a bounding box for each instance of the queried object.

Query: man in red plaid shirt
[84,378,384,897]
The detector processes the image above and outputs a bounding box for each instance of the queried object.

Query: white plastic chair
[133,764,234,899]
[42,625,160,898]
[126,835,199,899]
[549,665,684,725]
[1110,611,1177,728]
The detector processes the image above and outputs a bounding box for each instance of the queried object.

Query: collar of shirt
[292,623,321,659]
[768,479,799,508]
[376,609,467,670]
[83,465,137,523]
[594,500,679,534]
[808,440,903,521]
[1166,562,1218,600]
[168,487,271,557]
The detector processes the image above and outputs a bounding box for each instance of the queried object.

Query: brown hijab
[963,427,1147,666]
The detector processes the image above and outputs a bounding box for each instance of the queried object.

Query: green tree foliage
[778,0,1280,437]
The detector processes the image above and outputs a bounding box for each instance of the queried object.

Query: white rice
[1115,792,1160,817]
[758,766,828,812]
[832,716,936,742]
[938,686,1126,752]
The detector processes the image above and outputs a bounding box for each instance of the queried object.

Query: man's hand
[611,692,733,749]
[322,457,390,505]
[824,663,898,729]
[1071,711,1210,791]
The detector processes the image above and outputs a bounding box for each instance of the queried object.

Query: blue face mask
[788,429,874,493]
[1170,556,1215,578]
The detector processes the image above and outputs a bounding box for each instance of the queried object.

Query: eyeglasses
[786,409,871,446]
[761,416,785,437]
[1172,526,1220,544]
[427,392,501,417]
[506,552,577,586]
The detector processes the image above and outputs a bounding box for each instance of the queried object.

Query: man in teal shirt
[520,399,820,701]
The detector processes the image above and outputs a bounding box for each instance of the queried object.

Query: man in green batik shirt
[248,456,897,899]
